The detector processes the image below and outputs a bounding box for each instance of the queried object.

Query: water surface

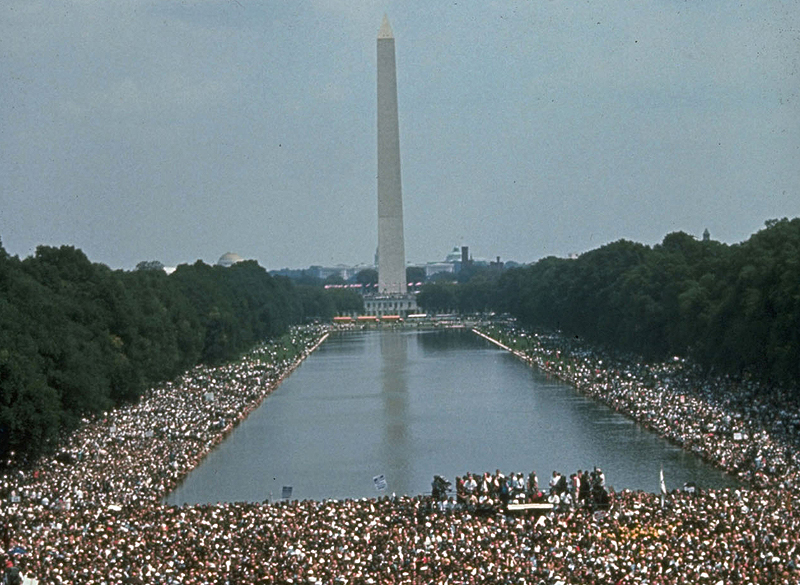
[166,329,737,504]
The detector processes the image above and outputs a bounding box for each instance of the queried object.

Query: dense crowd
[2,483,799,584]
[0,323,799,584]
[449,467,610,514]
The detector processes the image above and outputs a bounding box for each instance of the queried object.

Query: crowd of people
[0,323,799,583]
[448,468,610,515]
[2,481,799,584]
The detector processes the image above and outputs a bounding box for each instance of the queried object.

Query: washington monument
[376,15,407,295]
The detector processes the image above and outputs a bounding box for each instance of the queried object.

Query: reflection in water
[417,327,480,353]
[379,332,409,495]
[166,329,738,504]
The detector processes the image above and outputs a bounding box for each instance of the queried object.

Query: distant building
[461,246,470,267]
[217,252,245,267]
[422,262,456,278]
[416,246,466,278]
[444,246,466,265]
[310,265,367,281]
[363,295,418,318]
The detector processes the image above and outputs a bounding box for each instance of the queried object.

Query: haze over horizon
[2,1,798,271]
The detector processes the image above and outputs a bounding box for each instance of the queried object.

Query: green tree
[355,268,378,289]
[417,283,457,313]
[135,260,165,271]
[406,266,426,284]
[325,288,364,315]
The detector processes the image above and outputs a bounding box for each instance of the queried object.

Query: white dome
[216,252,244,267]
[444,247,462,263]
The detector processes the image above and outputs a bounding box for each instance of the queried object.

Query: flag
[660,467,667,495]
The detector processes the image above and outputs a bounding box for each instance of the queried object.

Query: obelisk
[377,15,407,295]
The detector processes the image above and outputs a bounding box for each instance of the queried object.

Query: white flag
[660,467,667,495]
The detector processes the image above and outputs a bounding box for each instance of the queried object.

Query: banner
[373,474,387,492]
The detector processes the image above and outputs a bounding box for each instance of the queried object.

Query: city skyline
[1,2,798,271]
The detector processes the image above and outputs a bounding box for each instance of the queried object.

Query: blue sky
[2,1,798,270]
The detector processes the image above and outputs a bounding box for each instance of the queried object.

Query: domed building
[216,252,245,267]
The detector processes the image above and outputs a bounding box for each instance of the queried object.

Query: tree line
[417,218,800,388]
[0,241,361,464]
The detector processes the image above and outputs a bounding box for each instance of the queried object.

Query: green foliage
[294,285,336,322]
[135,260,165,272]
[406,266,426,284]
[418,264,513,314]
[293,285,364,320]
[325,288,365,315]
[417,283,458,313]
[498,219,800,388]
[324,273,345,286]
[355,268,378,288]
[170,260,299,365]
[0,242,305,465]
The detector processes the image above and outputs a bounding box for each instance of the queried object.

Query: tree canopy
[0,242,341,465]
[416,219,800,389]
[495,219,800,387]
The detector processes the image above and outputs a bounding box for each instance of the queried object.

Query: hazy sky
[2,1,798,270]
